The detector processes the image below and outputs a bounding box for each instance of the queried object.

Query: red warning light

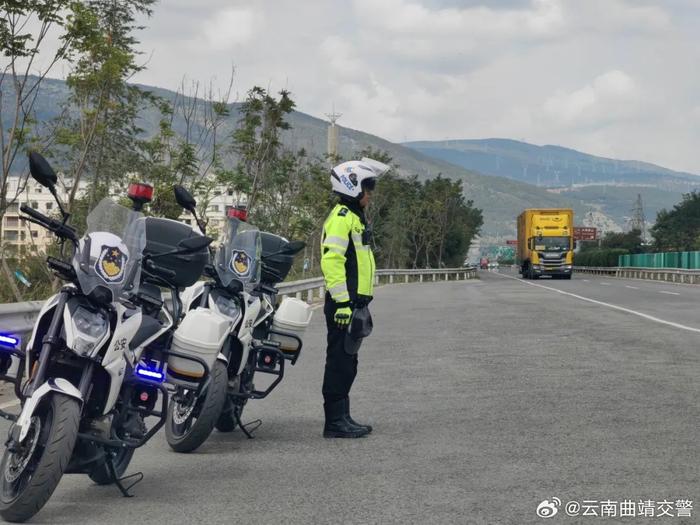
[127,183,153,202]
[227,206,248,222]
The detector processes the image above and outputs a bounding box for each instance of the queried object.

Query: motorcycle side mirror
[174,185,208,235]
[177,235,213,254]
[174,185,197,213]
[28,152,58,189]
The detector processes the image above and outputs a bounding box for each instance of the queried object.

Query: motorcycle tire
[0,393,80,523]
[165,361,228,453]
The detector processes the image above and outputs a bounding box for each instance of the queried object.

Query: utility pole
[325,106,342,163]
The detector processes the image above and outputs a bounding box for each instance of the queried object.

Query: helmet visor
[362,178,377,192]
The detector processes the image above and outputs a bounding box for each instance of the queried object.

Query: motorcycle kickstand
[106,453,144,498]
[235,413,262,439]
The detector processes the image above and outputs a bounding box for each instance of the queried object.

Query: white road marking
[582,279,590,282]
[495,273,700,334]
[600,282,611,286]
[659,290,680,296]
[625,285,639,290]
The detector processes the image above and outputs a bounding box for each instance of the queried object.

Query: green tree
[56,0,155,222]
[229,87,295,213]
[651,191,700,252]
[600,229,643,253]
[142,76,235,222]
[1,0,73,299]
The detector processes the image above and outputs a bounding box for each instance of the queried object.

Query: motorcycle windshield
[215,217,261,291]
[73,198,146,302]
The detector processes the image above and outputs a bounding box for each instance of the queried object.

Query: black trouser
[322,295,359,404]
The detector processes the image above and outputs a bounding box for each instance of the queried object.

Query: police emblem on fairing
[95,245,128,283]
[230,249,252,277]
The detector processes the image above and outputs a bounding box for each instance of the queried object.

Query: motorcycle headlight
[71,307,109,356]
[214,295,240,320]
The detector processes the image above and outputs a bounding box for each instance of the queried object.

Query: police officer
[321,158,387,438]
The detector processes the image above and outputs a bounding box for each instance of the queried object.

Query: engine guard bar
[145,348,212,398]
[245,345,288,400]
[0,409,17,422]
[0,346,27,392]
[77,379,169,450]
[266,329,303,365]
[0,347,29,421]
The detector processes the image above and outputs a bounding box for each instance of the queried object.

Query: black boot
[344,398,372,433]
[324,400,369,438]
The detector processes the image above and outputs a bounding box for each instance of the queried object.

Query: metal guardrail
[0,300,45,342]
[278,267,477,303]
[0,268,477,342]
[573,266,619,276]
[574,266,700,284]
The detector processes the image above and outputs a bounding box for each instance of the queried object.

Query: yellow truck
[517,209,574,279]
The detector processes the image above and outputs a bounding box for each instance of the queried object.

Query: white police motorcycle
[163,188,310,453]
[0,154,211,522]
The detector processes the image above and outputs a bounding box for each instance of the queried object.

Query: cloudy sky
[54,0,700,173]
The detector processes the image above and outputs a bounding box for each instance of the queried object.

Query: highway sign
[574,227,597,240]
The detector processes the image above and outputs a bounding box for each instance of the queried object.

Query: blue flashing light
[135,365,164,382]
[0,334,19,350]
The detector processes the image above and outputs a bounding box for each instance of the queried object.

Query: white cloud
[200,7,258,50]
[112,0,700,173]
[542,70,641,126]
[353,0,565,39]
[320,36,366,79]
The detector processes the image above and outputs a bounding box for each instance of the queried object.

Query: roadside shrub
[574,248,628,267]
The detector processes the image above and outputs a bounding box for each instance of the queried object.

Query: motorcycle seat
[129,315,164,350]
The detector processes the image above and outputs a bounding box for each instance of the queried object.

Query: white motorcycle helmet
[330,158,390,200]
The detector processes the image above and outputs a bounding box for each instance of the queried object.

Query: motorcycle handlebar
[20,204,78,243]
[20,203,49,223]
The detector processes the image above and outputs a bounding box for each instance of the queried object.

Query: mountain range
[4,77,698,239]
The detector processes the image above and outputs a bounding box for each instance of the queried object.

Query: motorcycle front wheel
[165,361,228,453]
[0,393,80,523]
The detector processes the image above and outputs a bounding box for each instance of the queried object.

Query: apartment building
[1,176,241,253]
[1,177,88,254]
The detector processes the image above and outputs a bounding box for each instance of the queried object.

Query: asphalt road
[0,273,698,524]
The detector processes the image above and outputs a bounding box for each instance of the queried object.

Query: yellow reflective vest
[321,203,375,303]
